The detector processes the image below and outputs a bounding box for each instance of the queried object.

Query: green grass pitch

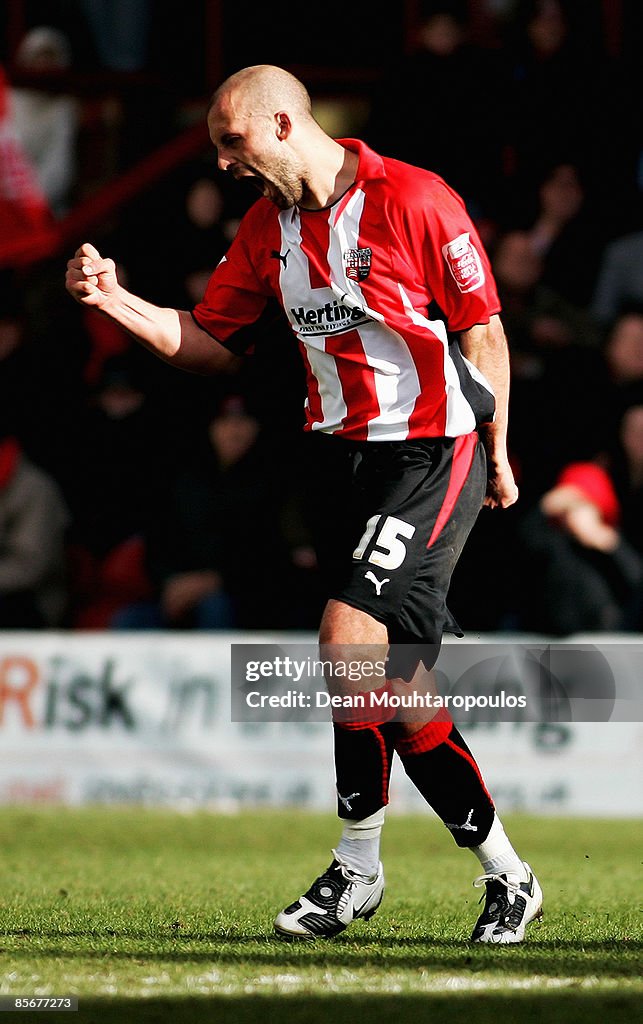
[0,808,640,1023]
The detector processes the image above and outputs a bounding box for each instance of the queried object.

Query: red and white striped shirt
[193,139,500,441]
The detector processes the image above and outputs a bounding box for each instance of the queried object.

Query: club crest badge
[343,246,372,281]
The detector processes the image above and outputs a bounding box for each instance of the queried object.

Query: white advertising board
[0,632,640,815]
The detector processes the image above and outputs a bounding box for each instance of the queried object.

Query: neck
[299,136,358,210]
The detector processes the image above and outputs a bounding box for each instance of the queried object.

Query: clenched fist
[65,242,119,309]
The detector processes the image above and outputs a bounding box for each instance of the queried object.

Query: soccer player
[66,64,543,944]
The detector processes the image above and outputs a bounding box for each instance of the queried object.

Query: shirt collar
[336,138,386,183]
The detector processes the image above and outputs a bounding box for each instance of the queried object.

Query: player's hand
[65,242,119,309]
[484,461,518,509]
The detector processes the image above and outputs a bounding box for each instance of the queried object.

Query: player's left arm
[460,315,518,509]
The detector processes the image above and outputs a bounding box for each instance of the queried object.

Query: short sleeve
[192,210,273,352]
[420,181,501,332]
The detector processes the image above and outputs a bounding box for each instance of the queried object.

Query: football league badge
[441,232,485,293]
[343,246,372,281]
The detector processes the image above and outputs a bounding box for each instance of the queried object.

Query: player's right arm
[65,242,236,373]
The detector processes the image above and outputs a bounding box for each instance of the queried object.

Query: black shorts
[305,431,487,657]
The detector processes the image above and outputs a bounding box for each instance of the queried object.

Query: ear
[275,111,292,140]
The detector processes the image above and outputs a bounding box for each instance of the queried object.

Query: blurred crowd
[0,0,641,635]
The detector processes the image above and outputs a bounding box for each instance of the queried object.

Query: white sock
[335,807,385,878]
[470,814,528,881]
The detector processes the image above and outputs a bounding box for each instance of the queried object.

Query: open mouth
[232,167,281,203]
[233,167,267,194]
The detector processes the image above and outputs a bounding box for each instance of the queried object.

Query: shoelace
[331,849,377,884]
[473,872,521,890]
[472,871,521,905]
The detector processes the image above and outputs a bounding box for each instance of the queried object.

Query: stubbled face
[208,94,303,209]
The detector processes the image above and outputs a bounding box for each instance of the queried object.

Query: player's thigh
[336,435,484,629]
[319,598,388,644]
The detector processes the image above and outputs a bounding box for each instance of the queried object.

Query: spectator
[590,312,643,483]
[65,352,169,629]
[112,392,316,630]
[504,0,575,186]
[179,176,229,305]
[136,167,230,310]
[0,271,89,507]
[0,281,32,448]
[493,229,599,356]
[592,231,643,326]
[608,394,643,556]
[0,420,69,628]
[10,27,79,216]
[524,162,604,308]
[363,2,506,216]
[0,64,54,268]
[490,230,605,502]
[504,2,600,191]
[603,311,643,389]
[80,0,151,73]
[513,461,642,634]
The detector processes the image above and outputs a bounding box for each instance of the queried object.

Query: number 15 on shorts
[353,515,416,571]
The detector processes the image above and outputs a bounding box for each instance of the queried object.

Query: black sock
[396,723,495,846]
[333,721,397,820]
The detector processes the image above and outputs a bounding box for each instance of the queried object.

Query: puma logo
[271,248,291,269]
[364,571,390,595]
[338,791,360,812]
[445,808,478,832]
